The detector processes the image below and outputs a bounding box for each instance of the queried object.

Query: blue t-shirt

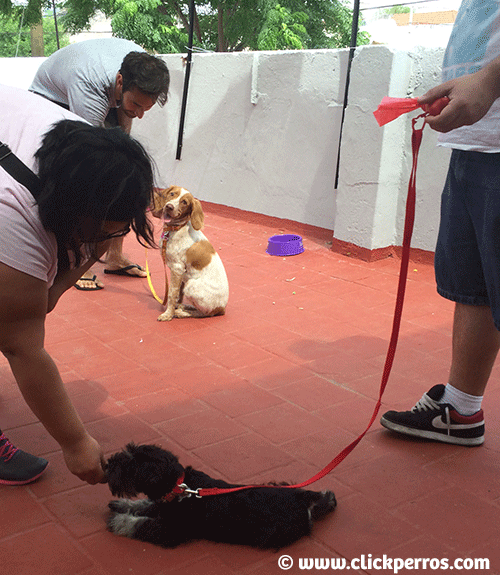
[440,0,500,151]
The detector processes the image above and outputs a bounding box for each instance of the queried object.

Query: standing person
[0,84,156,484]
[30,38,170,291]
[381,0,500,446]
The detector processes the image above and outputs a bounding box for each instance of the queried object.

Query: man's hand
[418,58,500,132]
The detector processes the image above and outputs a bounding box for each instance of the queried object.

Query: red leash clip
[421,96,450,116]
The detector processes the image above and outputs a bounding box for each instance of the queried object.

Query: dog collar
[162,473,186,502]
[161,220,187,237]
[161,473,202,502]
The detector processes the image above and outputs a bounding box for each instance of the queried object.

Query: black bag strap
[0,142,41,199]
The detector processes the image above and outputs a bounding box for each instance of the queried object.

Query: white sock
[440,383,483,416]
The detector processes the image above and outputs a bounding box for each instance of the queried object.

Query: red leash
[183,102,443,499]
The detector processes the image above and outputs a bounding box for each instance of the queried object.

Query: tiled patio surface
[1,202,500,575]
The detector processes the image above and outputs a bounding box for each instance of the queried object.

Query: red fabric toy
[373,96,450,126]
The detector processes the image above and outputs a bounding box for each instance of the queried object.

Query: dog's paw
[157,310,174,322]
[321,490,337,510]
[108,499,131,514]
[173,307,193,318]
[107,511,148,538]
[108,498,154,516]
[309,490,337,522]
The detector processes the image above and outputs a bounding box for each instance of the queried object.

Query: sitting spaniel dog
[106,443,337,550]
[151,186,229,321]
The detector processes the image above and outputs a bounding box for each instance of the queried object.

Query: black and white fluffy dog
[106,443,336,550]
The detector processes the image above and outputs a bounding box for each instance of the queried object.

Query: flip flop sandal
[104,264,145,277]
[74,274,104,291]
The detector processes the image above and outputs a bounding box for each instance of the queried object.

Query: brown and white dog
[151,186,229,321]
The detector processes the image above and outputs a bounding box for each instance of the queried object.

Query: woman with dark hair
[0,84,156,485]
[35,119,156,303]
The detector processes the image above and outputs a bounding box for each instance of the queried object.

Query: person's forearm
[481,55,500,100]
[6,346,87,449]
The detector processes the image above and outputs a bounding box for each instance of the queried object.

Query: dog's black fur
[106,443,336,550]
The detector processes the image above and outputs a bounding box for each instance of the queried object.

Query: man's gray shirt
[30,38,144,126]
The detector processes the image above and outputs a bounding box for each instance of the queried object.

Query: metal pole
[52,0,60,50]
[334,0,360,188]
[176,0,195,160]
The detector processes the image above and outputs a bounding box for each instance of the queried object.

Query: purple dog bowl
[266,234,304,256]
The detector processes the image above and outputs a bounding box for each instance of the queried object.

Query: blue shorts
[435,149,500,330]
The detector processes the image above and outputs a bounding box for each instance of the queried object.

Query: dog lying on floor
[151,186,229,321]
[106,443,336,550]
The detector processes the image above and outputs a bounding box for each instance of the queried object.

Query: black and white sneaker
[380,384,485,446]
[0,432,48,485]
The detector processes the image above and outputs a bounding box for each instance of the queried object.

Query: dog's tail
[308,490,337,521]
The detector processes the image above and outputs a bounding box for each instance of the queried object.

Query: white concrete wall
[337,46,451,252]
[1,57,45,90]
[0,46,452,253]
[130,50,347,233]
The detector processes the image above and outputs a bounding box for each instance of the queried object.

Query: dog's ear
[190,197,204,231]
[106,446,140,498]
[139,449,185,501]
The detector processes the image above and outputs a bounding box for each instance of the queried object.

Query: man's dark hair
[120,52,170,106]
[35,119,156,270]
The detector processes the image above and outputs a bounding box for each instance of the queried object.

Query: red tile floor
[1,202,500,575]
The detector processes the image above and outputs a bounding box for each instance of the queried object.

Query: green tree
[0,0,50,28]
[1,0,369,53]
[384,4,411,14]
[0,6,69,57]
[257,4,309,50]
[108,0,189,53]
[60,0,369,53]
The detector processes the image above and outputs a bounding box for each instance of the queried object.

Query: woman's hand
[62,432,107,485]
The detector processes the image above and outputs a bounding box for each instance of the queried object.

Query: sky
[350,0,463,47]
